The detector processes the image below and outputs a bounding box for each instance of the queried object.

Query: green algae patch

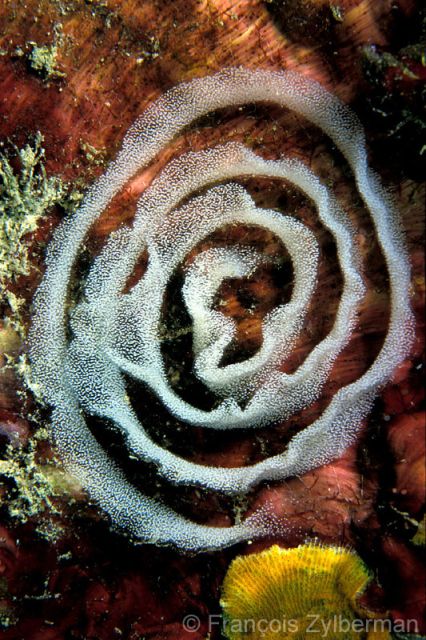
[411,514,426,547]
[27,41,66,81]
[0,131,83,345]
[26,22,66,82]
[79,139,107,167]
[0,132,69,290]
[0,133,85,538]
[0,426,82,541]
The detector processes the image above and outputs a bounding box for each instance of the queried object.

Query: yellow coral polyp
[220,543,391,639]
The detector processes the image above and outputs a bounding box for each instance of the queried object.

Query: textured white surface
[29,68,414,551]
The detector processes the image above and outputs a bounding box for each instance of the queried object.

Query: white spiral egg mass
[29,68,414,551]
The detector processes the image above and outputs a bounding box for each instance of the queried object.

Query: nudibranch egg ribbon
[29,68,413,551]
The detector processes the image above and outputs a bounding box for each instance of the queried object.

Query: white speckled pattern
[29,68,414,551]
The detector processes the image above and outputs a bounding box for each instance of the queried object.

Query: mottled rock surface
[0,0,424,638]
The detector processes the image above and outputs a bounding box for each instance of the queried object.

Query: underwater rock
[0,0,424,637]
[388,412,425,517]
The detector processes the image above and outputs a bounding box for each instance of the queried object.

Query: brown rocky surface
[0,0,424,638]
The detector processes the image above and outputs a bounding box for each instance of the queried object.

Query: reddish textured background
[0,0,424,638]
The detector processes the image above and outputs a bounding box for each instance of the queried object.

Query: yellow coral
[220,543,391,639]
